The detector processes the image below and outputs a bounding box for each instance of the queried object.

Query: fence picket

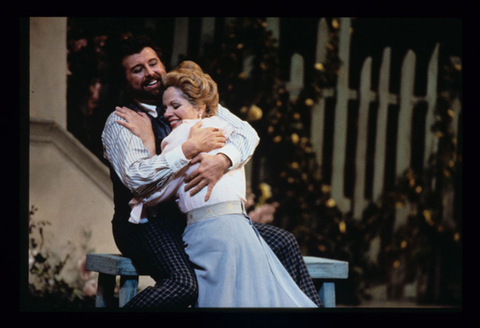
[353,56,373,219]
[200,17,216,55]
[171,17,189,68]
[396,50,416,177]
[330,18,352,213]
[372,47,392,202]
[424,43,440,167]
[288,53,304,100]
[310,18,330,168]
[266,17,280,43]
[394,50,416,230]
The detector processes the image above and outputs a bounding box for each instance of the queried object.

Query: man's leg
[253,222,323,307]
[112,216,197,308]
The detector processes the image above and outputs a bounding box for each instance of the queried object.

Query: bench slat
[86,253,140,276]
[87,254,348,279]
[303,256,349,279]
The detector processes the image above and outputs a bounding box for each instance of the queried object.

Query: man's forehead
[123,47,162,67]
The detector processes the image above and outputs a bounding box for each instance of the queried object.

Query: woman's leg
[253,222,323,307]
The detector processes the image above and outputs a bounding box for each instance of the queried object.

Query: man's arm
[215,104,260,170]
[102,111,225,197]
[102,111,187,197]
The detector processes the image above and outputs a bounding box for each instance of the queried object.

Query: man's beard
[131,84,164,104]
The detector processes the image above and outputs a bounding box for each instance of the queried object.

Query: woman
[117,61,317,308]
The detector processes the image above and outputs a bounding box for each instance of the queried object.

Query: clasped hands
[116,106,231,201]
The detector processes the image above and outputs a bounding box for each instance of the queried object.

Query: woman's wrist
[181,139,200,159]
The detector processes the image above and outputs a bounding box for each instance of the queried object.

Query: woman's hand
[181,121,226,159]
[116,106,156,157]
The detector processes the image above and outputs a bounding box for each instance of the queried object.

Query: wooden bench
[86,253,348,308]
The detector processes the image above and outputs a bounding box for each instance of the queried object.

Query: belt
[186,200,246,226]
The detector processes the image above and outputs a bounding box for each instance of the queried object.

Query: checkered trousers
[112,215,198,308]
[253,222,323,307]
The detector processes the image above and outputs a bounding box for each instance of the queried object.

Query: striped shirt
[101,103,259,198]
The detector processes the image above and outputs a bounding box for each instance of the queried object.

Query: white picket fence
[172,17,461,228]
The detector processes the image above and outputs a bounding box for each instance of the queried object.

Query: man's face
[122,47,166,104]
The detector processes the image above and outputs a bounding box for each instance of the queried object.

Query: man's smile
[144,79,160,88]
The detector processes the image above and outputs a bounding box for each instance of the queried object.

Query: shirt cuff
[164,145,190,174]
[217,144,242,170]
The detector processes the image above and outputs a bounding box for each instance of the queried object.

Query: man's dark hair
[108,34,163,86]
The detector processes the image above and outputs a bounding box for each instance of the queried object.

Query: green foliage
[28,206,95,309]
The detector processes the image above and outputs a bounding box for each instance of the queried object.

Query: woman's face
[163,87,203,129]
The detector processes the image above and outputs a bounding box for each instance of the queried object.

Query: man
[101,34,322,308]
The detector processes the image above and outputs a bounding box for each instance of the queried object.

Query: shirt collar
[136,101,158,118]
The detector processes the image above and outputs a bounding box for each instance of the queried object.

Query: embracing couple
[101,35,322,308]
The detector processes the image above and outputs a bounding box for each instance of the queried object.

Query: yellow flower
[291,133,300,144]
[321,184,331,193]
[339,221,346,233]
[325,198,336,208]
[332,19,340,29]
[423,210,434,226]
[247,105,263,121]
[305,98,314,107]
[315,63,325,71]
[454,232,460,242]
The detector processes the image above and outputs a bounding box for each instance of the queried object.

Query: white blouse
[129,116,247,223]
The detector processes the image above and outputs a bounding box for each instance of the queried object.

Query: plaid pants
[112,216,322,308]
[253,222,323,307]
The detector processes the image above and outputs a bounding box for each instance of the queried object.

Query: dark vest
[109,99,182,223]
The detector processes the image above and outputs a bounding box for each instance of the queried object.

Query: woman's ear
[196,105,206,119]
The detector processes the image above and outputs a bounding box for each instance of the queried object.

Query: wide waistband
[186,200,246,226]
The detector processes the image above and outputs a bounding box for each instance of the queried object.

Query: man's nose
[145,66,156,77]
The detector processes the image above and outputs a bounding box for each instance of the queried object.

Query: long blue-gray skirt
[182,214,318,308]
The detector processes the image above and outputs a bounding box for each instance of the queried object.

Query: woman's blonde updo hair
[162,60,219,117]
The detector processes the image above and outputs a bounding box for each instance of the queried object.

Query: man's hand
[184,153,232,201]
[182,121,226,159]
